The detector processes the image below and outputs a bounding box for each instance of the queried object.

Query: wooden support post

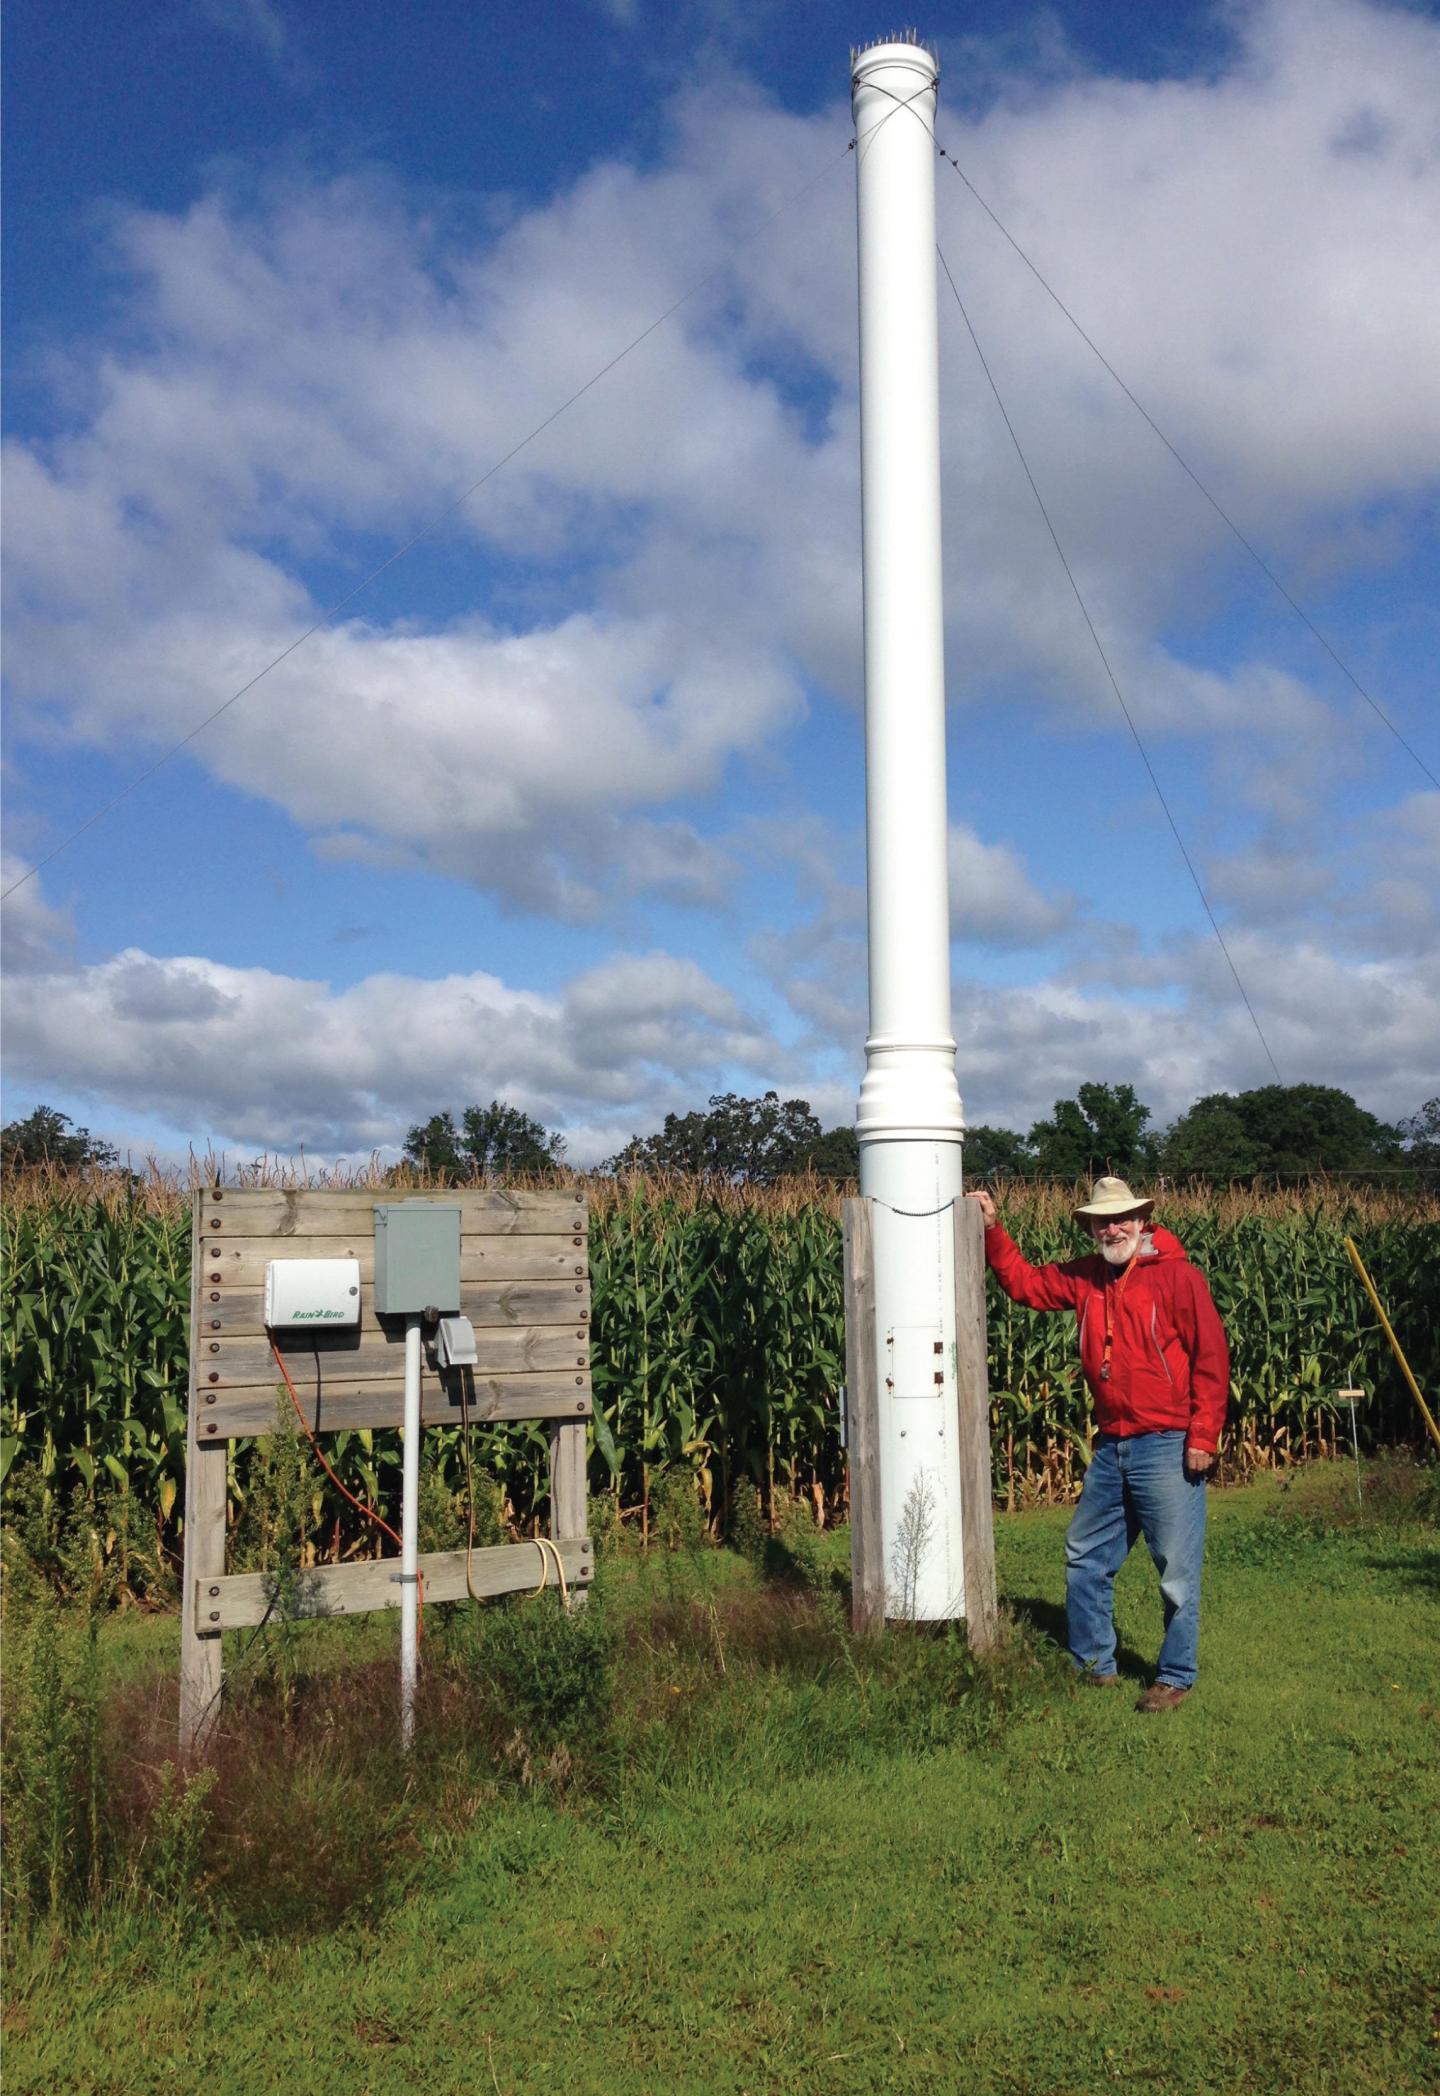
[550,1419,589,1608]
[843,1197,884,1634]
[952,1197,999,1652]
[180,1192,226,1752]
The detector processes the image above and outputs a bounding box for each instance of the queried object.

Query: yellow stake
[1343,1235,1440,1457]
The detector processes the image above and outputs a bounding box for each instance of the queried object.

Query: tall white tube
[400,1314,422,1747]
[851,36,967,1619]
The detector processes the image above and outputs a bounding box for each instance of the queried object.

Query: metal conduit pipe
[400,1314,422,1747]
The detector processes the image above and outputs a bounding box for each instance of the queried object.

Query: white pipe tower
[851,34,968,1618]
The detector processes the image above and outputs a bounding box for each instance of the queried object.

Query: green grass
[4,1466,1437,2095]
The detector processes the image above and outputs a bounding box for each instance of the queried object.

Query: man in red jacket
[967,1175,1229,1712]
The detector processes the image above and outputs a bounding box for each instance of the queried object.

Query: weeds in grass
[6,1474,1436,2096]
[1309,1445,1440,1526]
[647,1464,708,1554]
[1,1502,118,1923]
[1,1543,1049,1944]
[2,1615,105,1923]
[415,1465,465,1553]
[440,1592,618,1785]
[1209,1449,1439,1566]
[891,1471,937,1616]
[612,1579,1050,1804]
[203,1675,416,1934]
[765,1493,832,1591]
[137,1761,218,1935]
[727,1478,768,1565]
[228,1399,316,1717]
[19,1457,1423,1951]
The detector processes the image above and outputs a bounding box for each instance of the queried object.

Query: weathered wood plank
[206,1322,590,1386]
[180,1195,226,1752]
[842,1198,884,1635]
[195,1536,595,1630]
[550,1417,590,1610]
[196,1371,593,1440]
[197,1190,585,1237]
[197,1237,589,1289]
[952,1198,999,1653]
[200,1277,590,1339]
[550,1420,588,1540]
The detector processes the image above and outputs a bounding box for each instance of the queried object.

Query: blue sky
[3,0,1437,1167]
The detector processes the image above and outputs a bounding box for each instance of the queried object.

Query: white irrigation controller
[264,1258,362,1329]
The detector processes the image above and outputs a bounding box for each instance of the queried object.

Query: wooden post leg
[179,1442,226,1750]
[550,1419,589,1608]
[952,1198,999,1653]
[843,1198,884,1634]
[180,1192,226,1751]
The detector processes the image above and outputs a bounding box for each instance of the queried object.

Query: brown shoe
[1135,1683,1191,1713]
[1081,1672,1120,1687]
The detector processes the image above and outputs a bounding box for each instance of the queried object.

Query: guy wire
[937,242,1284,1086]
[1,135,857,905]
[847,69,1431,789]
[935,144,1437,793]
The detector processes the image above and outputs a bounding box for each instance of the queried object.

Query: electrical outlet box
[436,1315,478,1368]
[264,1258,361,1329]
[374,1203,461,1316]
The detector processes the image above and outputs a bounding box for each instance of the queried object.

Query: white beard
[1100,1233,1141,1266]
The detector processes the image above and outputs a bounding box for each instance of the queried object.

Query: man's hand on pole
[965,1189,997,1229]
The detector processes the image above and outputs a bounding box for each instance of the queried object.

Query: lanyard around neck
[1100,1255,1138,1383]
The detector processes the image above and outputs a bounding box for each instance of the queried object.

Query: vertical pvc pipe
[851,36,967,1619]
[400,1314,422,1747]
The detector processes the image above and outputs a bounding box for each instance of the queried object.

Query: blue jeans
[1065,1431,1207,1688]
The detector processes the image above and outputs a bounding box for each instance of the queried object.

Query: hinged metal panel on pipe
[851,36,968,1620]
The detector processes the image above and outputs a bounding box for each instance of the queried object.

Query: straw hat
[1073,1174,1154,1223]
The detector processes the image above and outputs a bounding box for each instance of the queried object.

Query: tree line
[5,1084,1436,1188]
[398,1082,1434,1185]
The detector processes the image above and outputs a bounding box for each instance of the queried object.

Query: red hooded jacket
[984,1221,1230,1454]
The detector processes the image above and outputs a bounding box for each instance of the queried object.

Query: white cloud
[1204,838,1338,925]
[939,0,1440,520]
[0,920,791,1161]
[5,820,1434,1158]
[0,858,74,978]
[2,452,800,917]
[949,823,1077,945]
[746,813,1074,982]
[3,0,1437,1159]
[1347,788,1440,958]
[8,0,1436,925]
[1198,789,1440,954]
[195,0,291,65]
[953,927,1439,1135]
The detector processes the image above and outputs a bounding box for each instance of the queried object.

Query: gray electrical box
[373,1203,461,1316]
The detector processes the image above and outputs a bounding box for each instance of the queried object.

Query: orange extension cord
[270,1335,424,1644]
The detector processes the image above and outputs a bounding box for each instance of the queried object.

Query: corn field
[3,1165,1436,1577]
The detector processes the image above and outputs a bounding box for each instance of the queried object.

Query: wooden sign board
[180,1188,593,1749]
